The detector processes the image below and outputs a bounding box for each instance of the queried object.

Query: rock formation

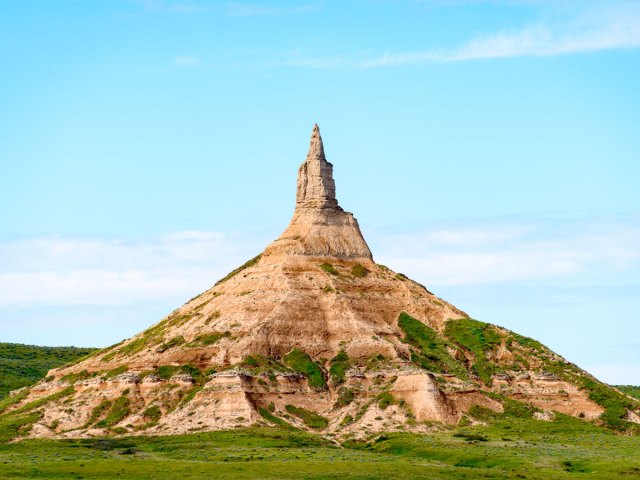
[2,125,638,440]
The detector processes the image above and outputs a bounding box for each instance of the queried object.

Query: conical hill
[2,125,638,440]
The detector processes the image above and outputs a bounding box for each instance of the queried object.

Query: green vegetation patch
[329,350,349,385]
[60,369,95,384]
[0,343,97,399]
[215,254,262,286]
[0,389,30,415]
[258,408,297,431]
[240,355,290,378]
[444,318,503,384]
[350,263,369,278]
[0,410,42,443]
[12,386,75,415]
[188,331,230,347]
[398,312,466,379]
[142,405,162,422]
[157,336,186,353]
[285,404,328,430]
[85,399,113,427]
[1,422,639,478]
[103,365,129,379]
[543,361,640,433]
[616,385,640,400]
[334,387,356,408]
[282,349,327,390]
[319,262,339,276]
[95,394,131,429]
[376,392,397,410]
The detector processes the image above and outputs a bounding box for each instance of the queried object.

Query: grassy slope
[0,421,638,479]
[0,343,97,398]
[616,385,640,400]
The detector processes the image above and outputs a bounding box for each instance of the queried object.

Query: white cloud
[0,232,264,308]
[283,2,640,68]
[0,217,637,308]
[372,218,640,286]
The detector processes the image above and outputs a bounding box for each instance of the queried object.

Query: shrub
[377,392,396,410]
[335,387,356,408]
[156,336,186,353]
[319,263,339,276]
[329,350,349,385]
[258,407,297,430]
[283,349,326,390]
[398,312,466,378]
[350,264,369,278]
[142,405,162,422]
[444,318,503,384]
[86,399,112,427]
[103,365,128,379]
[95,395,130,429]
[285,404,328,430]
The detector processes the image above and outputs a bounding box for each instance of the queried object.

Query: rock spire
[295,124,340,210]
[262,124,373,261]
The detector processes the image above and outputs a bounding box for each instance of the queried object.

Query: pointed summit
[296,124,339,210]
[307,123,325,161]
[263,124,373,261]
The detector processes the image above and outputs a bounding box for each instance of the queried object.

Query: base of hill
[1,418,639,479]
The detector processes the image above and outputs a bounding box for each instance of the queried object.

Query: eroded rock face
[263,124,372,261]
[3,125,635,440]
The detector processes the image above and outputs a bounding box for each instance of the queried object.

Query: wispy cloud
[1,216,638,308]
[372,217,640,286]
[283,2,640,68]
[173,55,203,67]
[225,2,318,16]
[0,232,264,308]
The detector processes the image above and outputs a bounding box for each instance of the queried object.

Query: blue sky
[1,0,639,384]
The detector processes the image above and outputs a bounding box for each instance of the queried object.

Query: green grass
[0,422,638,479]
[329,350,349,385]
[543,362,640,433]
[319,262,339,275]
[376,391,397,410]
[616,385,640,400]
[0,343,97,399]
[258,408,297,431]
[215,254,262,286]
[188,331,229,346]
[156,335,186,353]
[334,387,356,408]
[350,263,369,278]
[95,394,131,429]
[398,312,467,379]
[103,365,128,379]
[85,399,112,427]
[282,349,327,390]
[444,318,503,384]
[284,405,329,430]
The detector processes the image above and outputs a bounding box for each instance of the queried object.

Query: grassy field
[0,343,97,399]
[1,416,639,479]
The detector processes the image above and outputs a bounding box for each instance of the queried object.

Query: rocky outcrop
[263,124,372,261]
